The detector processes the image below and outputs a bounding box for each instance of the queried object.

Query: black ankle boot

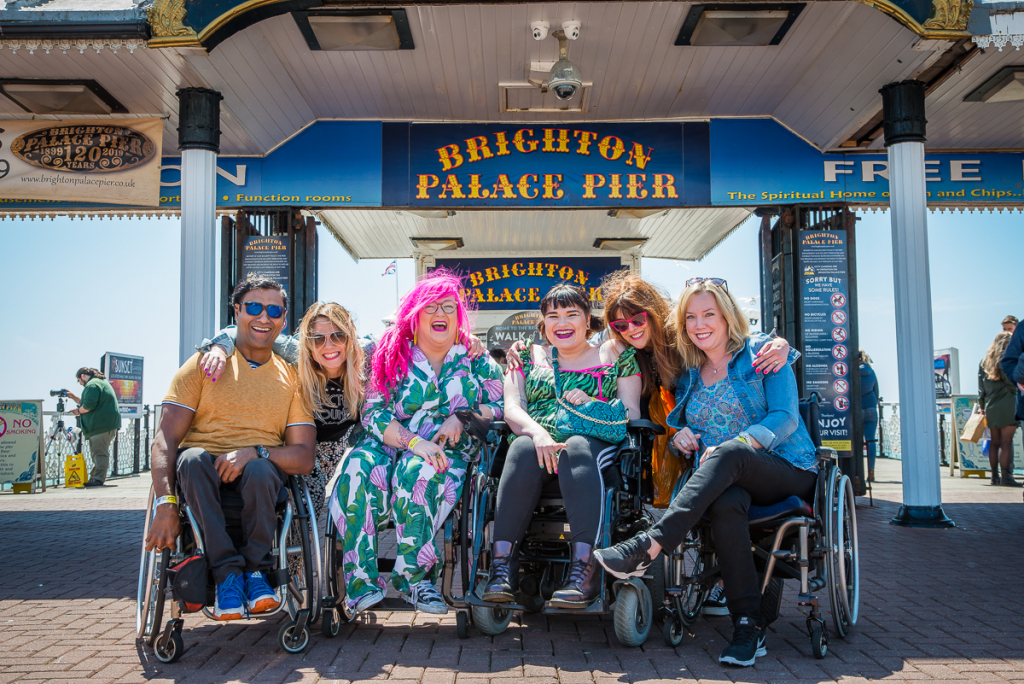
[549,543,602,608]
[482,541,518,603]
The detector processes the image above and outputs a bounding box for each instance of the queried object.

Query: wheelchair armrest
[628,419,666,435]
[489,420,509,432]
[816,446,837,463]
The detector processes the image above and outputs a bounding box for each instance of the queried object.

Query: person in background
[859,351,879,483]
[1002,316,1017,334]
[66,367,122,487]
[980,332,1020,487]
[1001,317,1024,439]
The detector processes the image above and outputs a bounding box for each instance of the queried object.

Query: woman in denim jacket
[595,277,817,668]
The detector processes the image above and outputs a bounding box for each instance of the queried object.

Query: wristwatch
[256,445,270,459]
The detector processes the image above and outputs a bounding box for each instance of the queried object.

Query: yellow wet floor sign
[65,454,87,487]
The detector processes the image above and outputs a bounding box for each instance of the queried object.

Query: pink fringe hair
[369,268,474,397]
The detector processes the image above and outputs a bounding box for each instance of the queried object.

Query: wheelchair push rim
[137,487,169,643]
[829,474,859,635]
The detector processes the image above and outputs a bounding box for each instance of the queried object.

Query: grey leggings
[493,434,616,545]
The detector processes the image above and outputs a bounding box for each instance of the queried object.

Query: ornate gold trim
[197,0,293,42]
[923,0,973,31]
[147,0,202,47]
[853,0,971,38]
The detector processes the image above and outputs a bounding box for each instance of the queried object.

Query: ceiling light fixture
[0,79,127,115]
[675,4,804,47]
[593,237,648,251]
[411,237,464,251]
[293,9,414,51]
[964,66,1024,102]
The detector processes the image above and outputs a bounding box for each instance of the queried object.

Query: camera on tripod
[50,389,70,398]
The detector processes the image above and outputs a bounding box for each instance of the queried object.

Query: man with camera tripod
[65,368,122,487]
[144,277,316,621]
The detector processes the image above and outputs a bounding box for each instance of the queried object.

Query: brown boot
[549,543,602,608]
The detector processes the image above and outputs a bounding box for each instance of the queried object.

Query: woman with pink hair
[329,270,504,617]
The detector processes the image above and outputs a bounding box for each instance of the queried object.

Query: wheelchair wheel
[278,620,311,653]
[809,619,828,659]
[470,602,513,636]
[662,613,684,647]
[285,478,320,621]
[137,547,169,645]
[154,623,184,664]
[828,474,859,637]
[613,583,652,647]
[670,528,708,626]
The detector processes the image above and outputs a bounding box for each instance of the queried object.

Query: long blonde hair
[297,302,365,419]
[983,331,1012,381]
[602,270,680,393]
[674,281,749,370]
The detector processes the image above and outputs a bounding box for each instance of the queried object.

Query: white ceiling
[316,207,753,260]
[0,1,960,155]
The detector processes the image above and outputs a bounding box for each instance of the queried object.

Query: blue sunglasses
[242,301,285,319]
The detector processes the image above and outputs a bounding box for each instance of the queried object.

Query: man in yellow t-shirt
[145,278,315,621]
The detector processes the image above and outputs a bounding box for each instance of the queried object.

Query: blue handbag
[551,348,629,445]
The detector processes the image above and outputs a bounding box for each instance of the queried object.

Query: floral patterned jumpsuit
[329,343,504,610]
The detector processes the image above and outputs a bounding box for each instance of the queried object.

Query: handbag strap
[551,347,564,398]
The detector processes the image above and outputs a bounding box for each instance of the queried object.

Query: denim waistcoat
[665,332,818,472]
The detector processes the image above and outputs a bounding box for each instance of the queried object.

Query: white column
[179,148,218,365]
[882,80,952,527]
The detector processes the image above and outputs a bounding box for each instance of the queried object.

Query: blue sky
[2,209,1019,412]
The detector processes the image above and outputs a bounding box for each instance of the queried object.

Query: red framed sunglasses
[609,311,648,333]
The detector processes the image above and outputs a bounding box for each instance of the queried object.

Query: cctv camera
[562,20,581,40]
[531,21,549,41]
[548,57,582,101]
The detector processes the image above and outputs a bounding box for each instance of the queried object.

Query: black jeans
[493,434,617,546]
[176,448,286,583]
[649,439,817,619]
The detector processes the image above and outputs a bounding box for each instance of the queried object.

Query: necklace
[704,356,729,375]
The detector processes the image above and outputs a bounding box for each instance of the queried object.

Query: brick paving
[1,459,1023,684]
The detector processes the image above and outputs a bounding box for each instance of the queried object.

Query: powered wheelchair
[657,394,860,658]
[136,475,323,663]
[458,416,667,646]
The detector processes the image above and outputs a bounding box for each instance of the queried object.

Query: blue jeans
[863,408,879,471]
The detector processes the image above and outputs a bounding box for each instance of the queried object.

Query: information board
[0,401,43,489]
[950,395,1024,475]
[102,352,143,418]
[243,236,290,296]
[798,229,853,452]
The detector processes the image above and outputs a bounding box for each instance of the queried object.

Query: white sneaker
[702,584,729,616]
[402,580,448,614]
[347,590,384,619]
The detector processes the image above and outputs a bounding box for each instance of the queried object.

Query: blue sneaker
[244,571,280,614]
[214,574,246,621]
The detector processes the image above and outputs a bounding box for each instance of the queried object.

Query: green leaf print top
[514,340,640,442]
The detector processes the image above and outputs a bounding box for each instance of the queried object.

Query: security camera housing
[562,20,581,40]
[547,29,583,101]
[531,21,549,41]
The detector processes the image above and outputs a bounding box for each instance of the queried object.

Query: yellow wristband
[736,434,751,447]
[407,436,422,451]
[154,495,178,507]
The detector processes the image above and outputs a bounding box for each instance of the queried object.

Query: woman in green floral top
[328,271,504,617]
[482,283,641,609]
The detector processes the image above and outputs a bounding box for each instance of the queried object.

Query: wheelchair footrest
[466,593,526,612]
[542,597,606,615]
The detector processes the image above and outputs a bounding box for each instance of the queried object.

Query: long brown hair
[602,270,679,393]
[674,280,749,370]
[297,302,365,418]
[983,331,1011,381]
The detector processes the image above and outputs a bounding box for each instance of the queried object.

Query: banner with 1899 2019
[0,118,164,207]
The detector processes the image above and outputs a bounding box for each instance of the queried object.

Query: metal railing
[42,405,156,486]
[877,402,954,465]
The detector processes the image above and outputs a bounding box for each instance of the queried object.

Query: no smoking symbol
[833,362,848,376]
[834,379,849,393]
[831,310,847,325]
[831,293,846,307]
[832,344,848,360]
[0,416,5,438]
[834,396,850,411]
[832,328,848,342]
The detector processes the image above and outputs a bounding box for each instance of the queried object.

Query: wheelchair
[319,409,495,634]
[460,418,667,647]
[658,393,860,658]
[136,475,322,663]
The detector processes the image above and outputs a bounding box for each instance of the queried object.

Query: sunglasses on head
[241,301,285,319]
[685,277,728,291]
[310,331,346,348]
[609,311,648,333]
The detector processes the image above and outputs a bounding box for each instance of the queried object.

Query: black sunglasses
[241,301,285,319]
[685,277,728,291]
